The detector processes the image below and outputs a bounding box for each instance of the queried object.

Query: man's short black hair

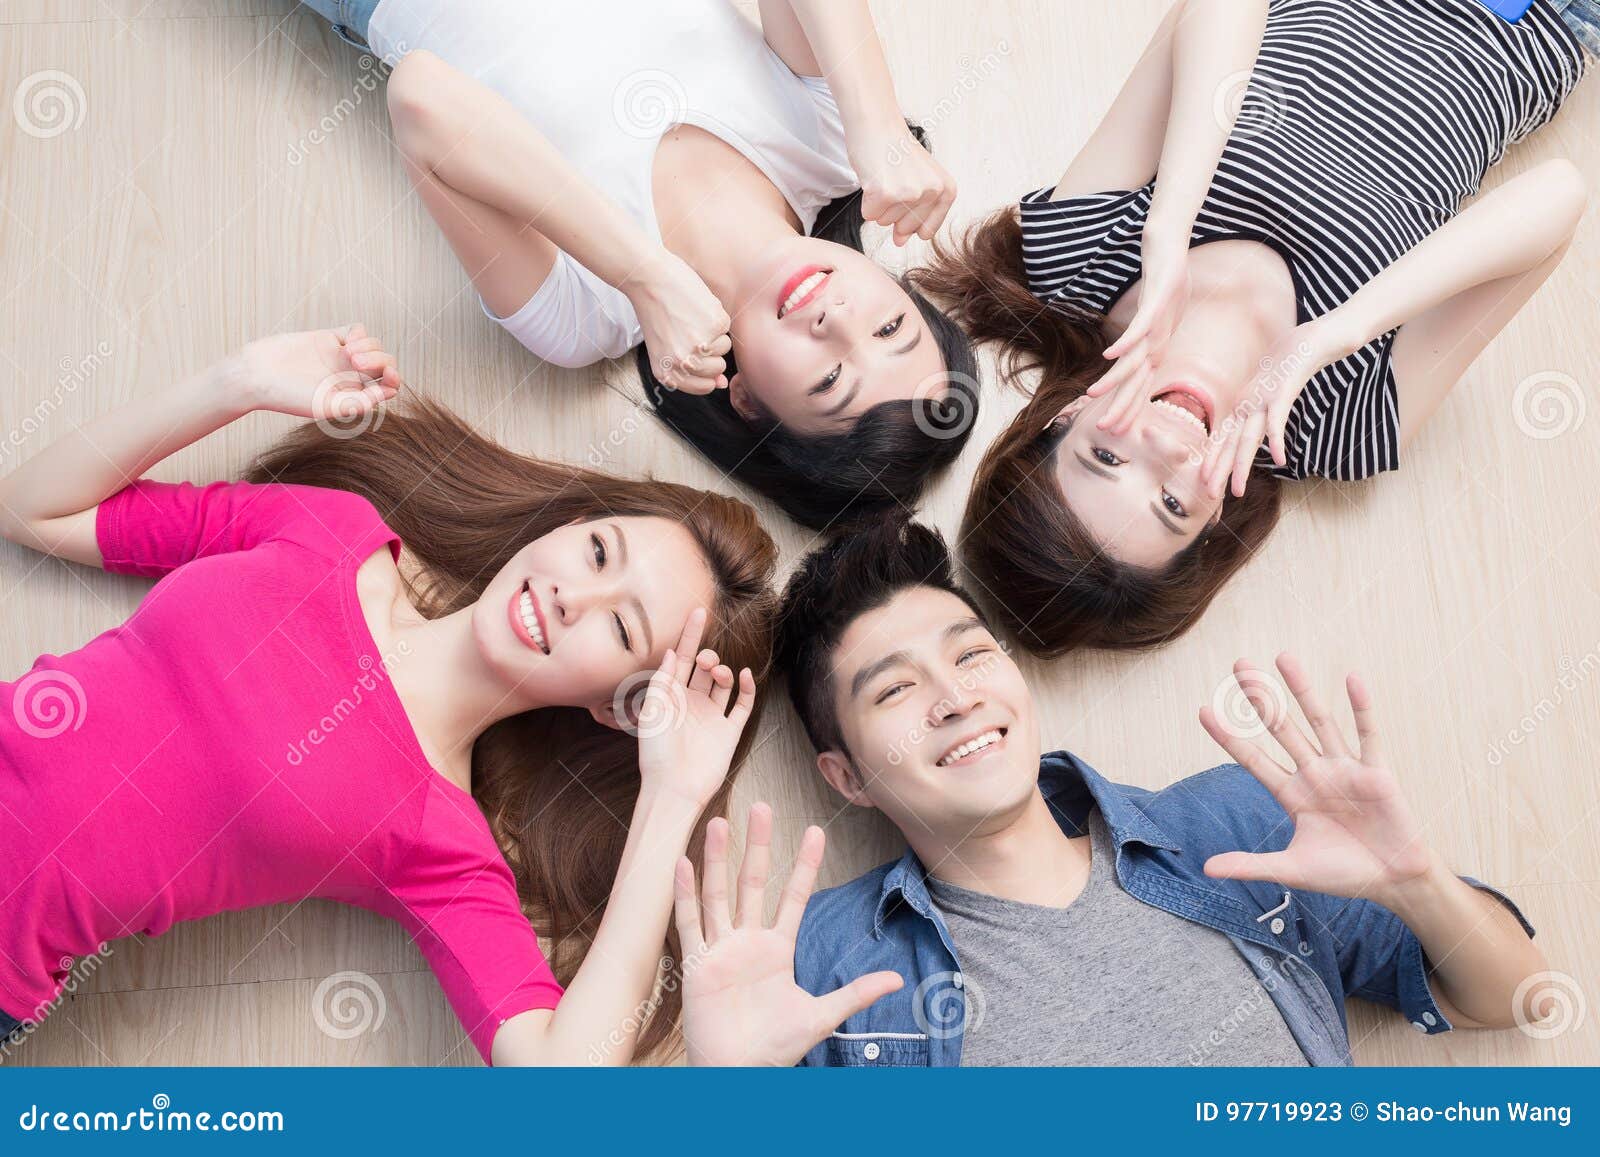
[774,516,988,756]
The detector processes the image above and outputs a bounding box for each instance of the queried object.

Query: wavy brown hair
[915,207,1284,657]
[247,396,777,1059]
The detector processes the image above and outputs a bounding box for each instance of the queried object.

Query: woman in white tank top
[299,0,981,529]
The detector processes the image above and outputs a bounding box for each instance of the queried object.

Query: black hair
[774,515,985,755]
[639,126,980,531]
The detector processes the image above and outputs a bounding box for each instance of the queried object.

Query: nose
[811,295,851,336]
[550,578,621,625]
[1140,418,1195,468]
[928,673,981,728]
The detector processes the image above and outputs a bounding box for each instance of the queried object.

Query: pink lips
[776,264,829,319]
[507,581,550,654]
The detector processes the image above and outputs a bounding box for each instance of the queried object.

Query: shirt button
[1422,1011,1438,1026]
[953,973,964,990]
[1411,1021,1428,1033]
[862,1042,881,1060]
[1269,917,1286,935]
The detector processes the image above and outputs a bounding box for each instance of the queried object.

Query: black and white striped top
[1020,0,1586,481]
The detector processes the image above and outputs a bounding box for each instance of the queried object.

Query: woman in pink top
[0,326,782,1065]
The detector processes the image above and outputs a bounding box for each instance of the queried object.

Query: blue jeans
[1,1008,22,1043]
[298,0,382,49]
[1553,0,1600,55]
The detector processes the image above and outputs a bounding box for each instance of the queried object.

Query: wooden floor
[1,0,1596,1067]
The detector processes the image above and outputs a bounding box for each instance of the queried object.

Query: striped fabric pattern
[1019,0,1585,481]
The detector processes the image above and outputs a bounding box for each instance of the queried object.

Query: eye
[613,611,632,652]
[874,683,910,706]
[1162,490,1188,518]
[875,313,906,339]
[956,647,990,666]
[811,364,842,394]
[591,532,607,569]
[1092,448,1122,467]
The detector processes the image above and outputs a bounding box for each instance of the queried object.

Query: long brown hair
[247,396,778,1058]
[916,207,1284,657]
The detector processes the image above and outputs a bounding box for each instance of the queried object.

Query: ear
[588,700,629,732]
[727,372,765,424]
[817,750,876,809]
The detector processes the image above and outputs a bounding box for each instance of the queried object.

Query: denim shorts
[298,0,382,50]
[1553,0,1600,55]
[1,1007,23,1044]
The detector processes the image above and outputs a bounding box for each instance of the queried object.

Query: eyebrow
[848,616,985,700]
[613,523,655,654]
[1149,502,1185,536]
[1074,453,1117,481]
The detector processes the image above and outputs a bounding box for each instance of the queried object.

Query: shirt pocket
[825,1031,931,1067]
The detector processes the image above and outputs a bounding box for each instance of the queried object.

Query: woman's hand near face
[622,253,732,396]
[1199,319,1342,498]
[634,608,757,809]
[225,325,402,421]
[851,126,957,245]
[676,803,903,1066]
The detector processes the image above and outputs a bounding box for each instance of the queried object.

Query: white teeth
[937,729,1003,767]
[1152,396,1207,433]
[518,588,547,652]
[779,271,828,317]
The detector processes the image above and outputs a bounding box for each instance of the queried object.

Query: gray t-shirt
[925,809,1308,1066]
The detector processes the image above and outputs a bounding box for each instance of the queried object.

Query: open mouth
[776,265,831,319]
[508,580,550,654]
[1150,385,1213,436]
[935,727,1008,768]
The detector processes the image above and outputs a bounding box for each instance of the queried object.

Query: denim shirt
[794,752,1533,1067]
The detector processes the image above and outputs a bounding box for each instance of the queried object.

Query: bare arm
[385,50,730,392]
[759,0,955,242]
[490,638,760,1066]
[0,328,398,566]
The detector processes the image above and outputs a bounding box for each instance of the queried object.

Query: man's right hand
[674,803,902,1066]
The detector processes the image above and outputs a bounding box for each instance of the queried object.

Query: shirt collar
[871,750,1181,930]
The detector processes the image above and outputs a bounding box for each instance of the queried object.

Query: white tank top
[367,0,860,241]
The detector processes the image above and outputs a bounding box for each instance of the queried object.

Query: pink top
[0,480,563,1061]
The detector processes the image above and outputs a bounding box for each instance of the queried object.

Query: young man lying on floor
[670,518,1551,1066]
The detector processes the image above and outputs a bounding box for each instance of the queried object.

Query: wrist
[196,358,259,420]
[632,783,710,831]
[1372,851,1454,923]
[1303,309,1366,365]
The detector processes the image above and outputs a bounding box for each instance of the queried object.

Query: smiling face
[725,236,949,435]
[818,586,1042,842]
[469,515,718,724]
[1051,383,1227,571]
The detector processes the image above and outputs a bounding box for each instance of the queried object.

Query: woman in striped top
[915,0,1592,656]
